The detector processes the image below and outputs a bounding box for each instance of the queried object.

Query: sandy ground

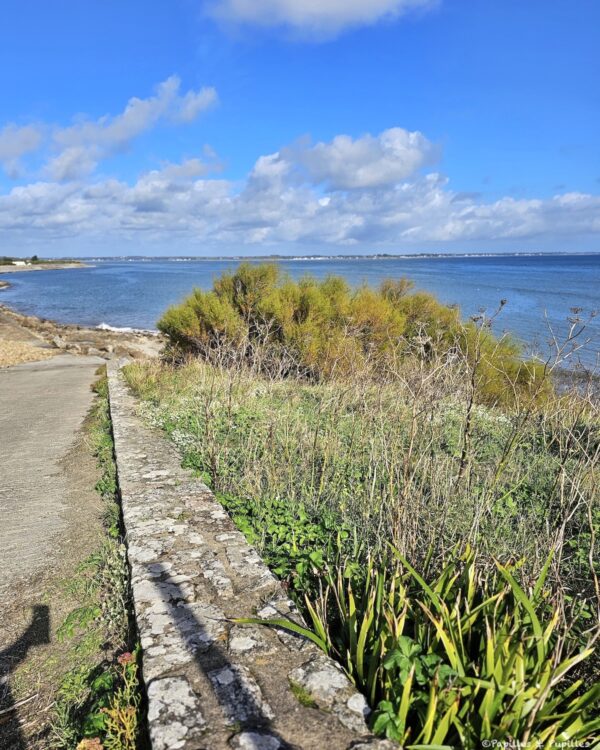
[0,341,56,368]
[0,310,57,367]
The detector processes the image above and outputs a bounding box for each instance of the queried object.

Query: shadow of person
[146,563,295,749]
[0,605,50,750]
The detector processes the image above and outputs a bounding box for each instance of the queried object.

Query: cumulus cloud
[44,146,101,182]
[281,128,436,189]
[1,128,599,251]
[207,0,435,36]
[172,88,220,123]
[0,124,43,177]
[0,78,217,182]
[1,156,599,250]
[152,158,214,181]
[44,77,218,180]
[53,77,216,151]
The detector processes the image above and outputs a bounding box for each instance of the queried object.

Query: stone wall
[107,364,396,750]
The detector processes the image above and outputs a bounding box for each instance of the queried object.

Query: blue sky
[1,0,599,256]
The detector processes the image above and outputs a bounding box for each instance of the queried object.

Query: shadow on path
[148,563,295,749]
[0,605,50,749]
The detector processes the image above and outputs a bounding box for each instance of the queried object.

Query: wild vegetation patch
[125,263,600,746]
[126,347,599,745]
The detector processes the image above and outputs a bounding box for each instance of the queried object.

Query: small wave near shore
[96,322,159,335]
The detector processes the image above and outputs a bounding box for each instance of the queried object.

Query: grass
[289,681,318,709]
[125,357,598,597]
[50,373,144,750]
[124,343,600,745]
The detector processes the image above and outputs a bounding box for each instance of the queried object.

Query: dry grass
[0,340,56,368]
[126,329,600,613]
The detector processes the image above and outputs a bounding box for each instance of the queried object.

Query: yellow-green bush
[158,263,547,404]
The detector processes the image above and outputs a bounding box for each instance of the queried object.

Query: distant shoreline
[77,251,600,263]
[3,252,599,264]
[0,262,89,274]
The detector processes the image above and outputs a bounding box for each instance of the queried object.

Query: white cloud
[173,88,219,123]
[152,158,213,181]
[44,77,217,180]
[1,129,599,252]
[207,0,435,36]
[0,78,217,182]
[53,76,216,151]
[44,146,100,182]
[0,124,43,177]
[281,128,436,189]
[1,165,599,250]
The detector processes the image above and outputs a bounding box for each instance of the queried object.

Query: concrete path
[0,353,104,593]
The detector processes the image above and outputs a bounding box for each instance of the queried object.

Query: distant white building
[13,260,28,266]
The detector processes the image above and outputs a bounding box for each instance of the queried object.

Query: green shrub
[158,263,546,406]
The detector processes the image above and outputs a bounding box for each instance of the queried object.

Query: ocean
[1,254,599,367]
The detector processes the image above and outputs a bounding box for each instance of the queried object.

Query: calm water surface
[1,255,599,365]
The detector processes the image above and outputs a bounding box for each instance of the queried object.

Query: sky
[0,0,599,257]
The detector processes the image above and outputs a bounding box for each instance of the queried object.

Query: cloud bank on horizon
[1,81,598,255]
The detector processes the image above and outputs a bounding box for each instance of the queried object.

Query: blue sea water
[1,254,599,366]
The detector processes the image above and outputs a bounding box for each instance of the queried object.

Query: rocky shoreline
[0,304,162,363]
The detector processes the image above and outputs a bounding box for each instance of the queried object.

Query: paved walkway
[0,354,104,593]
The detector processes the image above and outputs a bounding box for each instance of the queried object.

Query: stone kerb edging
[107,363,396,750]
